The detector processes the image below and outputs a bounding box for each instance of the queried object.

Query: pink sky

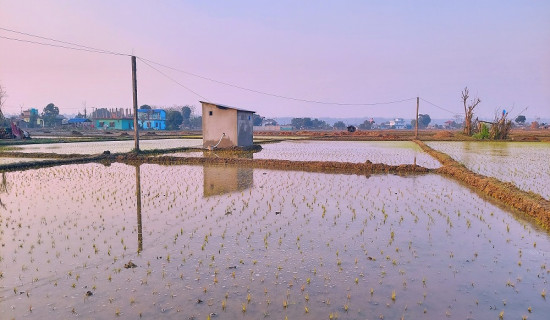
[1,1,549,120]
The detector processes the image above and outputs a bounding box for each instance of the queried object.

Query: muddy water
[428,141,550,200]
[0,163,548,319]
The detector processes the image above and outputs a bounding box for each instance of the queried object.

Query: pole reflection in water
[135,164,143,253]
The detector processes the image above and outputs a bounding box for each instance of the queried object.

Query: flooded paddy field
[0,158,54,166]
[165,141,441,169]
[1,162,549,319]
[427,141,550,200]
[1,139,202,155]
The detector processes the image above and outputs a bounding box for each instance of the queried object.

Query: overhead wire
[2,26,462,114]
[138,57,417,106]
[137,57,210,101]
[0,35,130,56]
[0,26,129,56]
[419,98,460,115]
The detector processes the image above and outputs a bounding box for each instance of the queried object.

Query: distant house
[95,118,134,130]
[389,118,406,129]
[67,118,93,128]
[137,109,166,130]
[21,108,39,123]
[201,101,255,148]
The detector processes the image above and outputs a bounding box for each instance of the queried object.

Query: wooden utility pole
[132,56,140,152]
[135,164,143,253]
[415,97,419,139]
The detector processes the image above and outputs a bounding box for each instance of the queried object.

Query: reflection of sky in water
[162,141,442,168]
[428,141,550,199]
[2,163,548,319]
[255,140,441,168]
[9,138,203,154]
[0,157,53,165]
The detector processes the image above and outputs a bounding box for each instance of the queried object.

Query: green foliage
[358,119,374,130]
[0,84,9,127]
[291,117,330,130]
[165,110,183,130]
[189,116,202,129]
[253,114,264,126]
[42,103,60,127]
[473,123,490,139]
[139,104,152,110]
[182,106,192,120]
[515,115,526,124]
[29,113,38,128]
[490,110,512,140]
[333,121,346,129]
[411,114,431,129]
[418,114,431,128]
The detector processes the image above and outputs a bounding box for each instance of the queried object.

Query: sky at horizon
[1,1,549,121]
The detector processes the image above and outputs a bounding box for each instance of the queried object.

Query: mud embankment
[415,140,550,229]
[118,153,430,176]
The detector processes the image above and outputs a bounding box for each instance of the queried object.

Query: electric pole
[132,56,140,151]
[415,97,419,139]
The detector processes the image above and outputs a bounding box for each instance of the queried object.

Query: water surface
[1,163,548,319]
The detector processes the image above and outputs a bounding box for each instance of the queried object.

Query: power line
[419,98,460,115]
[0,26,129,56]
[0,35,128,56]
[138,57,417,106]
[2,26,452,111]
[137,57,210,101]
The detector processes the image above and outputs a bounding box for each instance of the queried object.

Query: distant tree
[314,119,330,129]
[182,106,192,119]
[29,112,38,128]
[291,118,305,129]
[140,104,152,110]
[189,116,202,129]
[263,118,278,126]
[333,121,346,129]
[489,109,512,140]
[462,87,481,136]
[42,103,59,127]
[0,84,8,126]
[178,106,192,128]
[515,115,526,125]
[418,114,431,128]
[253,114,264,126]
[291,117,330,130]
[358,119,374,130]
[166,110,183,130]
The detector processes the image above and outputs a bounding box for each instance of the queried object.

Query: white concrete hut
[201,101,255,149]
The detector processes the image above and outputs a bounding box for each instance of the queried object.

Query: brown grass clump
[433,131,454,139]
[117,154,430,176]
[415,140,550,230]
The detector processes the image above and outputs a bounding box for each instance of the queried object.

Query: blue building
[95,118,134,130]
[138,109,166,130]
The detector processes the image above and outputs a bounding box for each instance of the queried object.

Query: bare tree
[490,109,512,140]
[462,87,481,136]
[0,84,6,124]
